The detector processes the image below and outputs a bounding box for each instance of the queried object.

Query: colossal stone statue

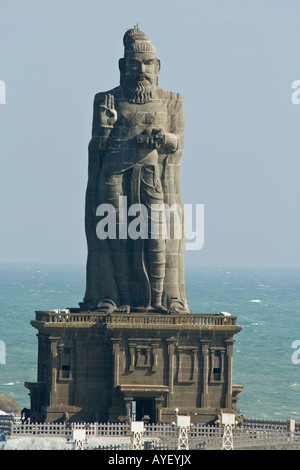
[82,27,190,314]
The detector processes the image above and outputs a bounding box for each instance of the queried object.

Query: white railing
[10,422,67,436]
[6,419,300,450]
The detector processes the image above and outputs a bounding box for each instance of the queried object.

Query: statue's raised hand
[99,94,117,128]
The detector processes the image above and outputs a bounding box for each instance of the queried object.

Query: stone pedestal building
[25,310,243,424]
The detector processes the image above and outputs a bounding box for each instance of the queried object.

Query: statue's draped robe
[83,85,188,310]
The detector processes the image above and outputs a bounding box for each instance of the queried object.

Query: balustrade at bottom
[11,422,67,436]
[8,421,300,448]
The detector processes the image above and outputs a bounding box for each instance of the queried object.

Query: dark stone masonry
[25,27,243,424]
[26,310,242,424]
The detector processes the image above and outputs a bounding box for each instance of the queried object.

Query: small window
[141,349,148,365]
[62,365,70,378]
[213,367,221,381]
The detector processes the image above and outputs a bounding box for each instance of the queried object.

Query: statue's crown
[123,28,156,54]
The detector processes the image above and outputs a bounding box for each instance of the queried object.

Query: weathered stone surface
[25,310,243,424]
[82,28,189,315]
[25,28,243,425]
[0,393,21,414]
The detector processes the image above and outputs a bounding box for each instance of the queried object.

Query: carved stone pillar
[220,349,225,383]
[124,396,133,419]
[72,336,84,402]
[151,343,159,372]
[112,338,121,388]
[209,347,215,383]
[200,339,210,408]
[128,342,135,372]
[177,347,183,382]
[155,397,164,422]
[166,337,176,396]
[49,337,59,404]
[191,348,197,381]
[225,339,234,409]
[57,343,64,380]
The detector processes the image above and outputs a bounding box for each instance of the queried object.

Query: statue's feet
[150,298,190,314]
[151,304,170,314]
[168,299,188,314]
[96,298,117,313]
[115,305,131,313]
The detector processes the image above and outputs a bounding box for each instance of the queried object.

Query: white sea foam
[3,436,131,450]
[250,299,261,302]
[3,437,68,450]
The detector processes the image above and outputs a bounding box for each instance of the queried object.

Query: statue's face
[123,51,160,86]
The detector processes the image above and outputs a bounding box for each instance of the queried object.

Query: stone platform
[25,309,243,424]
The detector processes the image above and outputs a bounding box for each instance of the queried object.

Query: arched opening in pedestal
[134,397,155,422]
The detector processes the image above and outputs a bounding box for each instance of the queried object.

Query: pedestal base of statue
[25,309,243,424]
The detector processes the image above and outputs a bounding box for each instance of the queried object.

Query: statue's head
[119,28,160,103]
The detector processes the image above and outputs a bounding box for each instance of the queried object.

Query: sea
[0,263,299,422]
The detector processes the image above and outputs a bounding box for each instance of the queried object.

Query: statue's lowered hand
[136,128,164,149]
[99,94,118,128]
[161,132,178,152]
[136,128,177,152]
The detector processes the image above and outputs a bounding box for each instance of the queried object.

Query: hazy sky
[1,0,299,268]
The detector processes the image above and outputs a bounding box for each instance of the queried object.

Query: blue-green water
[0,263,299,421]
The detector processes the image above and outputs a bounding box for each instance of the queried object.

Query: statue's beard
[121,74,157,104]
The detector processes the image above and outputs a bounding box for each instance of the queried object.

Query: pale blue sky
[0,0,299,267]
